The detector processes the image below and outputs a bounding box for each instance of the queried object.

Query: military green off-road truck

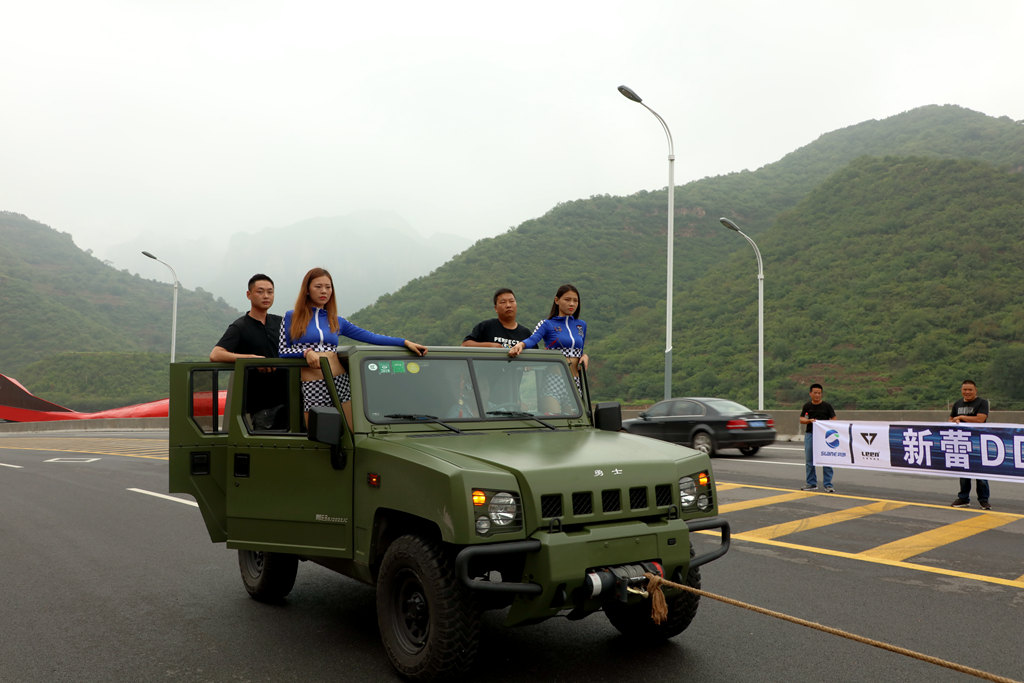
[169,346,729,680]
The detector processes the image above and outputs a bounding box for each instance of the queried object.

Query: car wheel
[377,535,481,680]
[238,550,298,602]
[604,555,701,640]
[739,446,760,456]
[691,431,715,456]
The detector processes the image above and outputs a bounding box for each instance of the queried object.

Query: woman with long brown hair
[279,267,427,425]
[508,284,589,409]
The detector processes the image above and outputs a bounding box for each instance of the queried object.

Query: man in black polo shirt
[211,274,281,362]
[210,274,286,425]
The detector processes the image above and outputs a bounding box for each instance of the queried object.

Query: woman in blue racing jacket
[280,267,427,425]
[508,284,589,408]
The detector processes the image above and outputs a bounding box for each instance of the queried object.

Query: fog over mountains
[99,211,471,314]
[5,104,1024,411]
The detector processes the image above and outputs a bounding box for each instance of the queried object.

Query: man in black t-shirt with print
[950,379,991,509]
[462,288,531,349]
[799,383,837,492]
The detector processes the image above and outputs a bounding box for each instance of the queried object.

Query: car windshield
[702,398,754,416]
[361,357,583,423]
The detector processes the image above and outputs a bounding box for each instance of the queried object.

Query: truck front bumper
[455,515,730,625]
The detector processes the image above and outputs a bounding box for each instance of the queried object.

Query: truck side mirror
[308,406,348,470]
[593,402,622,432]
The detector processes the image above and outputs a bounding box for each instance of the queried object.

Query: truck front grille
[573,491,593,515]
[538,483,674,522]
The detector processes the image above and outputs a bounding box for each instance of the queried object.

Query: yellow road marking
[0,437,167,460]
[742,501,909,540]
[857,513,1018,561]
[712,481,1024,590]
[718,491,815,513]
[696,529,1024,589]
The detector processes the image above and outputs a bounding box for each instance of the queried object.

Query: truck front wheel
[604,561,701,640]
[238,550,298,602]
[377,535,481,680]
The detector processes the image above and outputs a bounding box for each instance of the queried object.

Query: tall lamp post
[142,250,179,363]
[719,218,764,410]
[618,85,675,401]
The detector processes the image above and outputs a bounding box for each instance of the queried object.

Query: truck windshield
[361,357,583,423]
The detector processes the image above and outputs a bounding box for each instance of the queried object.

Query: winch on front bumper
[455,516,730,624]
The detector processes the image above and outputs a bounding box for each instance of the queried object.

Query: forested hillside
[350,106,1024,409]
[4,105,1023,411]
[0,212,242,409]
[658,156,1024,408]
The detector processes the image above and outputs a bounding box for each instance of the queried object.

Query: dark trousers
[958,478,990,502]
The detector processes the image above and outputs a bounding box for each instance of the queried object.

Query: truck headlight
[679,477,697,507]
[472,489,522,535]
[489,491,517,526]
[679,472,713,511]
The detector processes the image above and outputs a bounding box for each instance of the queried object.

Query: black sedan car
[622,397,775,456]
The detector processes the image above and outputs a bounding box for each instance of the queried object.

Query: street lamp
[618,85,675,401]
[142,250,179,363]
[719,218,764,410]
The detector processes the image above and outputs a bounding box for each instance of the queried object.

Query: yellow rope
[645,573,1021,683]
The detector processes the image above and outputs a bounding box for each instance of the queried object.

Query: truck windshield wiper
[383,414,461,434]
[486,410,556,430]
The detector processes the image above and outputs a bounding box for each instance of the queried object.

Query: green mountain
[4,105,1023,411]
[0,212,242,410]
[348,105,1024,409]
[669,155,1024,408]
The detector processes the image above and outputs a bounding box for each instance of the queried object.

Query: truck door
[224,361,354,559]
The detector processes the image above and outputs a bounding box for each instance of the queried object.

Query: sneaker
[800,484,818,491]
[824,484,835,493]
[980,501,992,510]
[951,499,970,508]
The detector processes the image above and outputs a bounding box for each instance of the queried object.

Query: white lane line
[127,488,198,507]
[0,462,24,469]
[725,459,802,467]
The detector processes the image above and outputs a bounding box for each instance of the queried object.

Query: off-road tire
[604,560,701,640]
[377,535,481,681]
[238,550,298,601]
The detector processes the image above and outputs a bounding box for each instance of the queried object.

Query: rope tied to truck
[643,572,1020,683]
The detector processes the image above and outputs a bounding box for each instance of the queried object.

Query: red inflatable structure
[0,372,219,422]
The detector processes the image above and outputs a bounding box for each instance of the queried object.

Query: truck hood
[386,428,709,525]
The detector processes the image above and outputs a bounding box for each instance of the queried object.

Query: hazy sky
[3,1,1022,266]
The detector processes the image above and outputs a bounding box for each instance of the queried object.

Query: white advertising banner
[812,420,1024,483]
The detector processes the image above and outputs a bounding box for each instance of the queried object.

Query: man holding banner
[800,383,837,492]
[950,379,991,509]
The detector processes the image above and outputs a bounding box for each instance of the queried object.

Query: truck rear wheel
[377,535,480,680]
[604,561,701,640]
[238,550,298,601]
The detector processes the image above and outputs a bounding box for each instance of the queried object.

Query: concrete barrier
[620,409,1024,441]
[6,410,1024,438]
[0,417,168,433]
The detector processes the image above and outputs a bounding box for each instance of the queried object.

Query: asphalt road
[1,432,1022,682]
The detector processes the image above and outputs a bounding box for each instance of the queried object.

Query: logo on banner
[825,430,841,449]
[861,432,877,445]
